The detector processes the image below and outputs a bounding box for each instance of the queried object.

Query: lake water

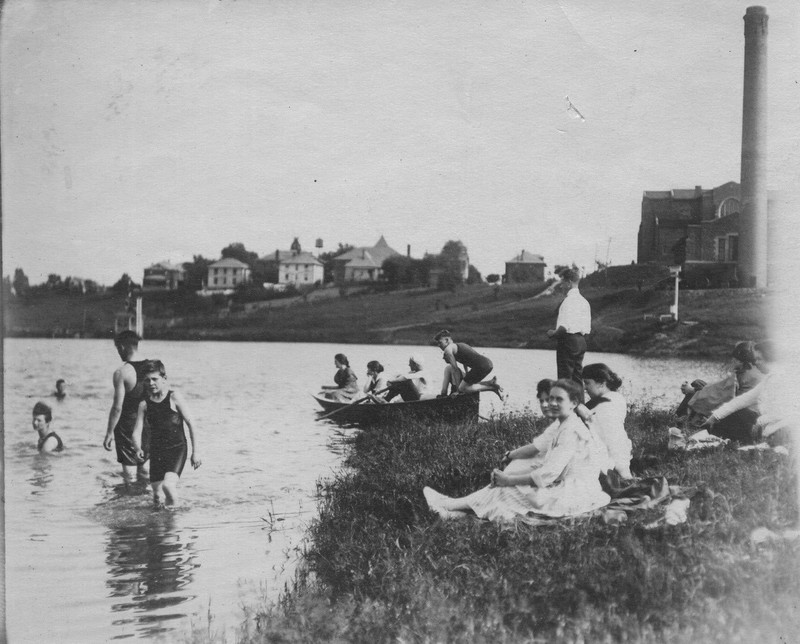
[3,338,726,643]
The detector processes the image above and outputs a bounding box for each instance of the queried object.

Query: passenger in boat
[385,355,432,402]
[319,353,359,402]
[132,360,201,509]
[54,379,67,400]
[578,363,632,479]
[364,360,390,403]
[433,330,504,400]
[32,402,64,453]
[103,330,152,488]
[423,379,609,521]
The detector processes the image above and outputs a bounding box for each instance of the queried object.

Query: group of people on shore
[319,329,505,405]
[424,364,631,521]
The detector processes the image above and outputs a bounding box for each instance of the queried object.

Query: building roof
[210,257,250,269]
[344,251,381,269]
[335,236,400,266]
[506,250,545,264]
[146,261,184,271]
[280,252,322,266]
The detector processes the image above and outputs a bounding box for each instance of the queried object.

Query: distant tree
[12,268,30,296]
[220,242,259,267]
[182,255,214,290]
[554,263,580,278]
[112,273,140,294]
[84,279,100,295]
[45,273,63,290]
[467,264,482,284]
[486,274,501,284]
[251,257,277,285]
[318,243,355,283]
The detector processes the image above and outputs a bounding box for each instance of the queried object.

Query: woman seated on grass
[320,353,359,402]
[423,379,610,521]
[702,340,796,444]
[499,379,556,474]
[579,363,632,479]
[676,341,764,440]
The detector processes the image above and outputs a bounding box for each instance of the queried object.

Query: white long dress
[589,391,632,478]
[463,414,611,521]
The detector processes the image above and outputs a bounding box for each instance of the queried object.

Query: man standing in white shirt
[546,268,591,400]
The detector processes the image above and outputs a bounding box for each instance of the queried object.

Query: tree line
[5,238,483,299]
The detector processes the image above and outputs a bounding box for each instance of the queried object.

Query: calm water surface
[4,339,726,642]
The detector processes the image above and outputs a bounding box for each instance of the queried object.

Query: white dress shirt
[555,287,592,334]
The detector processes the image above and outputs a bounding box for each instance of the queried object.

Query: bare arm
[173,391,201,469]
[131,400,147,461]
[104,367,127,450]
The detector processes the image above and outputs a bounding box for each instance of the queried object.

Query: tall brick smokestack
[739,6,769,287]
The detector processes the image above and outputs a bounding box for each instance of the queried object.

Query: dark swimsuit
[454,343,493,384]
[145,391,188,483]
[38,432,64,452]
[114,360,152,466]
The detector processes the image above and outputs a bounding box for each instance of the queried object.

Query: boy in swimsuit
[32,401,64,453]
[132,360,201,509]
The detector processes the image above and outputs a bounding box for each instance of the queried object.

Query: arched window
[717,197,741,218]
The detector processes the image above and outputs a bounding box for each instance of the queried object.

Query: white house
[278,251,324,285]
[206,258,251,290]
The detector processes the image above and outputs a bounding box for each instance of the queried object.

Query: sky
[2,0,798,286]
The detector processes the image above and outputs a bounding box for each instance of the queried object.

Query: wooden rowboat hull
[313,392,480,425]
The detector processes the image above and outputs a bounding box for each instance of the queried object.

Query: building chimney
[739,6,769,287]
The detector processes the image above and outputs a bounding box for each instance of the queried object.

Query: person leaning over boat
[433,330,504,400]
[363,360,390,403]
[384,354,433,402]
[320,353,359,402]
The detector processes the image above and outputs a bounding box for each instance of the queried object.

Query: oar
[317,386,393,420]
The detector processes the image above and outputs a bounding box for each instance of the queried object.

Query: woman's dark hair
[142,359,167,377]
[33,401,52,423]
[334,353,349,367]
[731,341,757,369]
[582,363,622,391]
[433,329,451,343]
[366,360,384,373]
[754,340,775,363]
[536,378,556,397]
[552,379,584,404]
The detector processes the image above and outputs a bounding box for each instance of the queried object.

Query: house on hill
[142,261,185,290]
[504,250,546,283]
[332,236,401,283]
[206,257,252,291]
[262,238,324,286]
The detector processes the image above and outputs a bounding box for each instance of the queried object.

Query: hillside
[4,277,770,358]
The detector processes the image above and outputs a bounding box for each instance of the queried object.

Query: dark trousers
[709,408,760,444]
[556,334,586,402]
[385,380,421,403]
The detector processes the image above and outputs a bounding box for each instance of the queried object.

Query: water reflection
[105,511,199,639]
[29,454,54,493]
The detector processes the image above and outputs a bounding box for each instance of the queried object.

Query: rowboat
[312,392,480,425]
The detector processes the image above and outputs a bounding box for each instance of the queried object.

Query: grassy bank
[4,279,769,358]
[233,408,798,643]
